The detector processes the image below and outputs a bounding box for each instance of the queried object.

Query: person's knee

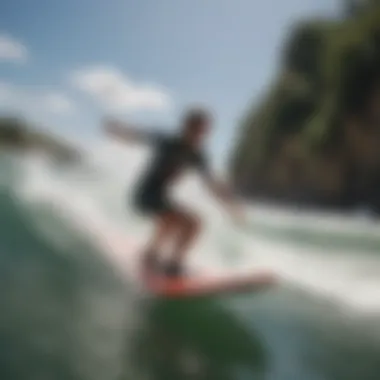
[180,212,201,236]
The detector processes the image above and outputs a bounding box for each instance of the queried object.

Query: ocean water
[1,141,380,380]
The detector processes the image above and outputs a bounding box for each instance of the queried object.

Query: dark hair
[182,107,212,129]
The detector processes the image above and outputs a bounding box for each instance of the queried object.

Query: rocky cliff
[230,1,380,213]
[0,116,81,163]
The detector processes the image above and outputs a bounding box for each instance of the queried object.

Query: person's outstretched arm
[205,177,245,224]
[194,153,245,224]
[102,117,165,145]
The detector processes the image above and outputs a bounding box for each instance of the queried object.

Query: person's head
[180,107,212,146]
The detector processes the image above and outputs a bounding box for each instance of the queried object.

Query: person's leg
[171,210,201,262]
[163,209,201,277]
[136,189,201,277]
[141,212,178,271]
[136,189,176,272]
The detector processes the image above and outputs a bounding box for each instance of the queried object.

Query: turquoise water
[1,151,380,380]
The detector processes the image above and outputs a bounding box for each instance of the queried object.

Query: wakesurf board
[141,269,276,298]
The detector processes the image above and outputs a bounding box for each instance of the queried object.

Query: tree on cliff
[230,1,380,212]
[0,115,81,162]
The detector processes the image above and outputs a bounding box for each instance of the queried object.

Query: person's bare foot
[141,250,160,274]
[161,261,187,279]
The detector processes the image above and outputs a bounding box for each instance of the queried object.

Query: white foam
[15,139,380,313]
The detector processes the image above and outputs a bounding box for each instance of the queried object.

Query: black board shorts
[134,188,176,217]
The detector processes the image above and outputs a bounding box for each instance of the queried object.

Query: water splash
[14,138,380,313]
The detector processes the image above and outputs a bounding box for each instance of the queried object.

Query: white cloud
[0,82,14,99]
[0,81,74,115]
[70,66,171,112]
[43,93,74,114]
[0,34,28,62]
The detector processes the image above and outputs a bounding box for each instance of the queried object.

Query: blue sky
[0,0,341,167]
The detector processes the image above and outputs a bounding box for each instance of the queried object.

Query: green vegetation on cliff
[231,1,380,212]
[0,116,80,162]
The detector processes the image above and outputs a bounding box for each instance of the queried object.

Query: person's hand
[102,117,123,135]
[102,117,137,142]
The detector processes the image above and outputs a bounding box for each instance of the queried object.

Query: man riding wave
[103,107,244,278]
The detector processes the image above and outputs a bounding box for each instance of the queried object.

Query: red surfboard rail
[142,271,276,298]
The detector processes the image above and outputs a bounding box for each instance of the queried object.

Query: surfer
[103,107,244,278]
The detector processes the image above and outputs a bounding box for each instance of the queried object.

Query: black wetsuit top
[133,131,210,215]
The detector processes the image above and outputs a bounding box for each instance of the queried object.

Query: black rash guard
[133,130,210,215]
